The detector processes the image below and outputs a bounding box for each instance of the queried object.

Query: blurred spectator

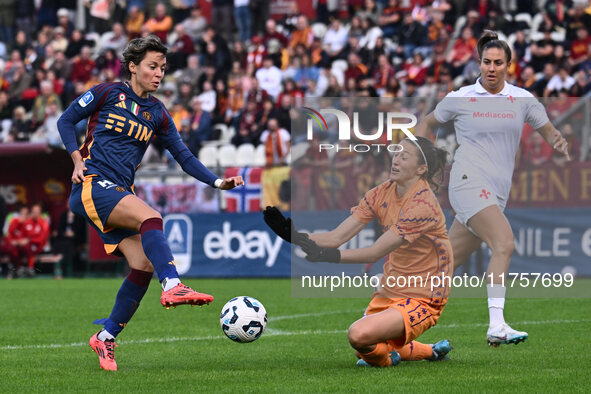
[211,0,233,42]
[232,100,259,146]
[552,45,569,70]
[379,0,403,38]
[373,54,395,94]
[256,56,282,100]
[398,13,426,60]
[405,52,428,86]
[234,0,252,43]
[198,80,217,112]
[212,79,229,124]
[125,5,145,40]
[50,27,69,53]
[513,30,529,63]
[168,25,196,72]
[182,7,207,43]
[177,81,194,109]
[530,27,556,72]
[0,0,14,45]
[263,19,288,48]
[323,18,348,60]
[65,30,95,59]
[274,93,293,130]
[260,118,290,166]
[523,130,554,166]
[293,53,319,92]
[13,30,29,60]
[57,8,75,39]
[31,80,62,128]
[70,46,95,84]
[187,97,212,154]
[86,0,112,34]
[8,63,33,106]
[145,2,173,42]
[96,49,122,78]
[531,63,555,97]
[31,102,63,147]
[289,15,314,52]
[446,27,477,78]
[177,55,203,92]
[544,66,575,96]
[250,0,270,37]
[324,73,343,97]
[100,23,128,57]
[569,69,591,96]
[568,27,591,71]
[345,52,368,82]
[171,0,194,24]
[544,0,571,27]
[23,202,50,276]
[3,205,29,279]
[52,208,86,277]
[356,0,380,25]
[279,1,302,34]
[231,41,248,69]
[227,76,244,127]
[170,100,191,130]
[15,0,35,43]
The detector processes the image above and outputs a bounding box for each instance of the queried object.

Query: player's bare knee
[492,239,514,258]
[348,324,371,349]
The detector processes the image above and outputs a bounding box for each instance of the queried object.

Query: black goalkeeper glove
[300,239,341,263]
[263,206,310,246]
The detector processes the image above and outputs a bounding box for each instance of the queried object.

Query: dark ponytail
[477,29,512,63]
[413,136,448,193]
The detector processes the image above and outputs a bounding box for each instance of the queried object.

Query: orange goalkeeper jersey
[351,178,452,304]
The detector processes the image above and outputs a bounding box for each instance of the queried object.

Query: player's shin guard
[394,341,434,361]
[104,269,153,337]
[359,342,393,367]
[140,218,179,282]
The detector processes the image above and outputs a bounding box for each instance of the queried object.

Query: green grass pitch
[1,278,589,393]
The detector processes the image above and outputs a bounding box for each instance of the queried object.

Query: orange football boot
[160,283,214,308]
[89,332,117,371]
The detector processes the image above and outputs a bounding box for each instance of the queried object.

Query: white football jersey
[434,78,549,199]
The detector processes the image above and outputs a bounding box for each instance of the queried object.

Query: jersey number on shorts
[98,180,117,189]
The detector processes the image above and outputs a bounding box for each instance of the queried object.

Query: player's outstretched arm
[218,176,244,190]
[263,206,310,246]
[536,121,571,161]
[413,112,441,139]
[304,229,404,264]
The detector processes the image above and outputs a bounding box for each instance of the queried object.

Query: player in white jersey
[415,30,570,347]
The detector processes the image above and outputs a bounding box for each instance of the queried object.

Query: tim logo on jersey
[302,106,414,153]
[104,112,154,143]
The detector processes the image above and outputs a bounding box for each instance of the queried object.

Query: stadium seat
[453,16,466,38]
[311,23,327,38]
[359,26,384,50]
[551,30,566,43]
[235,143,256,166]
[531,13,544,33]
[219,126,236,144]
[254,144,266,167]
[331,59,348,73]
[514,13,532,30]
[198,145,218,167]
[217,144,237,168]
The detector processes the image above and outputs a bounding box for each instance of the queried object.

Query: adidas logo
[115,101,126,109]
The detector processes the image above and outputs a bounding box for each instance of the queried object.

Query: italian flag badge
[130,101,139,116]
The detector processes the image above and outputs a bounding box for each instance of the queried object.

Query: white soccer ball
[220,296,267,343]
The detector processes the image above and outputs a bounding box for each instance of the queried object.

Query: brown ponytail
[413,136,448,193]
[477,29,512,63]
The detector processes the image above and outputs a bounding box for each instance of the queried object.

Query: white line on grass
[1,318,588,352]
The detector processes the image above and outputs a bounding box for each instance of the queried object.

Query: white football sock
[98,329,115,341]
[162,277,181,291]
[487,284,506,328]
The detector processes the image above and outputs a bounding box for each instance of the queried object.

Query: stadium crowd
[0,0,588,166]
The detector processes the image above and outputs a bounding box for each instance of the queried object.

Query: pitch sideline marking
[1,318,589,351]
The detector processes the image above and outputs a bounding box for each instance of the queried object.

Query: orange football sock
[395,341,433,361]
[359,342,392,367]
